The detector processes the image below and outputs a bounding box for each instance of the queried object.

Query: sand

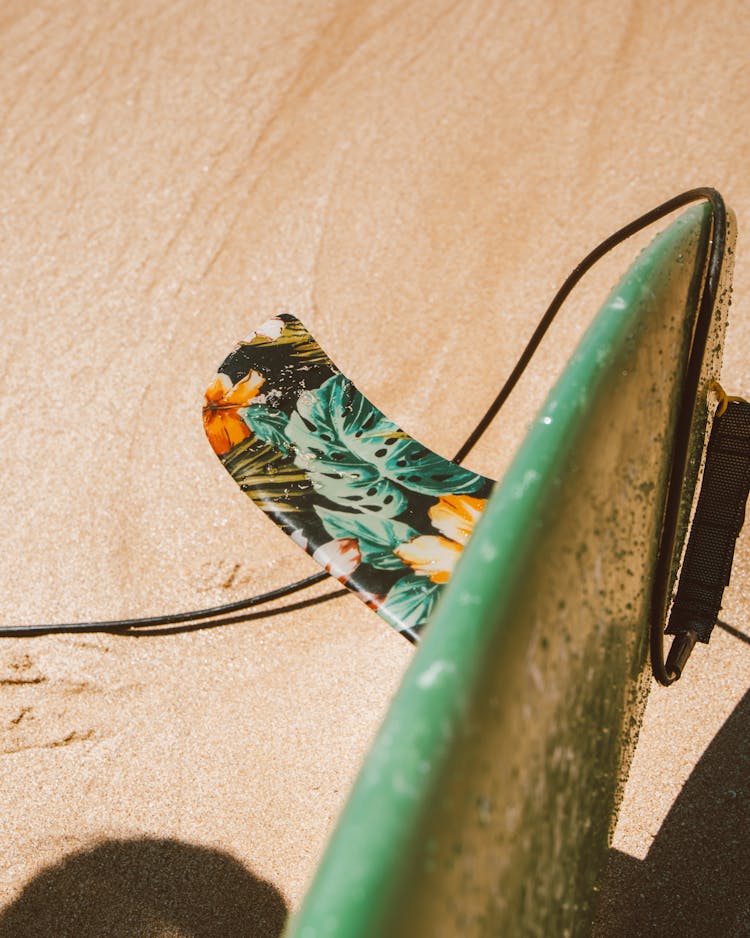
[0,2,748,935]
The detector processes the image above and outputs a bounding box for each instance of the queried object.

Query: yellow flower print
[203,370,265,456]
[394,536,462,584]
[394,493,487,584]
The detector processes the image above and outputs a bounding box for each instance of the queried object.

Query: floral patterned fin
[203,315,495,639]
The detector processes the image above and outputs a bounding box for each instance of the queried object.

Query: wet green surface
[285,205,734,937]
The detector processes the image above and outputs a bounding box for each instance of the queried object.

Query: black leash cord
[2,188,727,640]
[0,572,330,637]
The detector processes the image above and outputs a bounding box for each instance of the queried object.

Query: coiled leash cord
[4,188,749,679]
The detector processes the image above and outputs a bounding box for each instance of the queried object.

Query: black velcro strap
[667,399,750,643]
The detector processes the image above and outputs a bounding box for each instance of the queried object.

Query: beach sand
[0,2,748,934]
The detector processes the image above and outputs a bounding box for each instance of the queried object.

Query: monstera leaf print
[206,314,496,637]
[316,506,418,570]
[381,575,442,630]
[242,406,291,452]
[283,374,485,514]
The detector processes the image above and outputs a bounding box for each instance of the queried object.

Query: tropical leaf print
[316,506,418,570]
[242,405,291,452]
[205,314,495,638]
[221,436,313,515]
[284,373,486,513]
[381,574,442,631]
[218,316,337,410]
[240,316,333,368]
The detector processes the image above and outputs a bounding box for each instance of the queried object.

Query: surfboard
[267,200,736,936]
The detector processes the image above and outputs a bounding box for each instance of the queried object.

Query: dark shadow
[716,618,750,646]
[593,686,750,937]
[0,838,288,938]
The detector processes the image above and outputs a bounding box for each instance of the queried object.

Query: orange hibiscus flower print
[203,370,265,455]
[394,493,487,584]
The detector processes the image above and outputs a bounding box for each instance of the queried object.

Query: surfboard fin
[203,315,495,640]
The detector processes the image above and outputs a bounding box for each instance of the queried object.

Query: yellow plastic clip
[709,379,746,419]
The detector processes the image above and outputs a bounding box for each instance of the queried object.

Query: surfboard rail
[283,201,736,937]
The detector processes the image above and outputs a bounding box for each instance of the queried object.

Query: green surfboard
[280,200,735,936]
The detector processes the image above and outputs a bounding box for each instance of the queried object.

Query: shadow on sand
[0,838,288,937]
[3,681,746,936]
[593,683,750,937]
